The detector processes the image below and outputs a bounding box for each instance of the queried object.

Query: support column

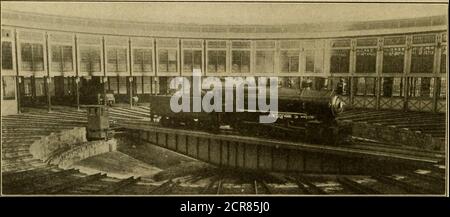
[128,38,133,108]
[45,32,51,112]
[31,76,36,105]
[103,77,107,106]
[349,39,357,107]
[403,35,413,111]
[14,29,21,113]
[16,77,22,113]
[75,77,80,111]
[129,76,133,108]
[74,34,80,111]
[375,37,384,110]
[150,76,153,95]
[102,36,107,106]
[46,76,52,112]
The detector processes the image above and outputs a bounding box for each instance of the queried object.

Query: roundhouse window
[21,43,44,71]
[107,47,127,73]
[23,78,32,97]
[305,50,315,73]
[256,50,274,73]
[79,46,101,73]
[34,78,45,97]
[280,50,299,73]
[133,49,152,73]
[232,50,250,73]
[355,48,377,73]
[410,46,435,73]
[51,45,73,72]
[1,41,13,70]
[183,50,202,73]
[158,49,177,73]
[441,46,447,74]
[383,47,405,73]
[207,50,226,73]
[2,76,15,100]
[330,49,350,73]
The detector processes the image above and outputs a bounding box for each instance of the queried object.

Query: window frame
[2,76,16,100]
[355,38,378,74]
[254,40,276,75]
[409,34,437,74]
[78,45,103,76]
[206,40,228,75]
[50,44,74,74]
[1,41,14,71]
[17,29,47,77]
[48,32,76,77]
[156,38,179,76]
[181,39,204,75]
[106,46,129,74]
[77,34,104,77]
[130,37,155,76]
[302,40,325,75]
[231,40,252,74]
[329,39,351,74]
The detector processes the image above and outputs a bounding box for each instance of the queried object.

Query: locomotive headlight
[330,95,345,116]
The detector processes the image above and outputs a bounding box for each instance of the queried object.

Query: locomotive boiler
[148,87,347,144]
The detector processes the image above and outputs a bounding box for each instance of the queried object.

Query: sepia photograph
[0,0,448,198]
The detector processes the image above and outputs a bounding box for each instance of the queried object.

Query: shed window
[133,49,153,73]
[256,50,274,73]
[411,46,435,73]
[51,45,73,72]
[1,41,13,70]
[158,49,177,73]
[383,47,405,73]
[356,48,376,73]
[330,49,350,73]
[21,43,44,71]
[183,50,202,73]
[280,50,299,73]
[207,50,226,73]
[80,46,101,73]
[232,51,250,73]
[2,76,15,100]
[107,48,127,72]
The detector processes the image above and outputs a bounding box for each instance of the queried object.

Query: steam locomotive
[149,87,347,144]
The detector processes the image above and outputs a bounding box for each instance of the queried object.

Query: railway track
[1,105,447,195]
[2,165,445,195]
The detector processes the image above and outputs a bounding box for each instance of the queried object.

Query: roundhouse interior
[0,9,447,116]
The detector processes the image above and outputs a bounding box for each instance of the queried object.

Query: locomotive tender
[149,86,347,144]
